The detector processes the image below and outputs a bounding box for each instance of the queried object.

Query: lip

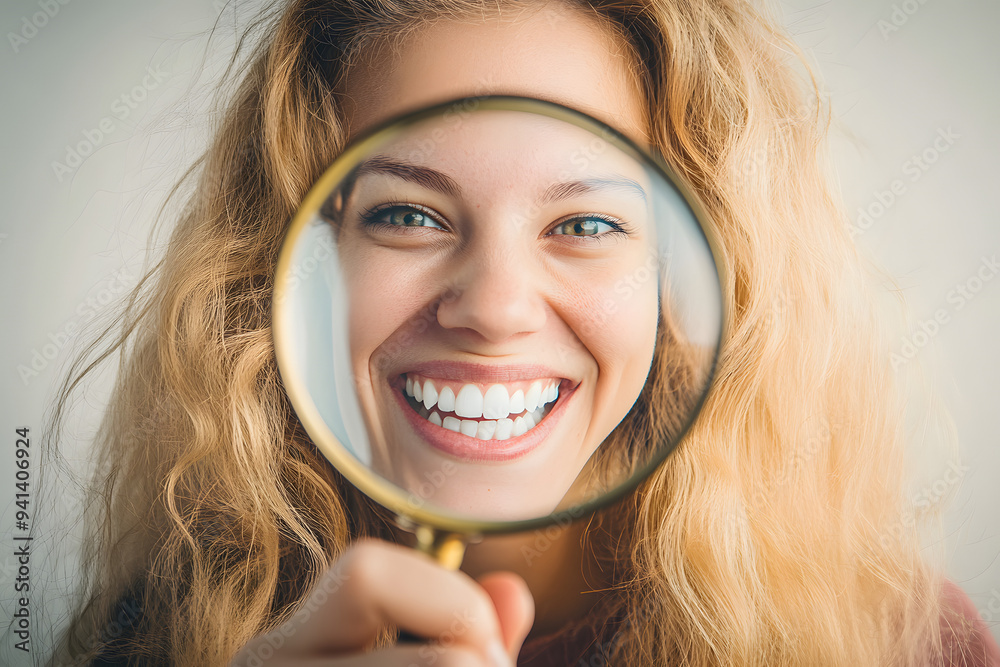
[388,362,578,463]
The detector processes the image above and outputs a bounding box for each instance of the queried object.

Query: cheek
[558,260,658,444]
[566,254,660,376]
[343,251,434,381]
[602,281,659,384]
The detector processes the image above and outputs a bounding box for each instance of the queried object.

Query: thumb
[477,571,535,661]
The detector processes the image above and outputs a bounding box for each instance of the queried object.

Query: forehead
[340,3,649,146]
[351,111,652,205]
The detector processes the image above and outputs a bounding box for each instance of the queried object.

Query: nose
[434,243,548,344]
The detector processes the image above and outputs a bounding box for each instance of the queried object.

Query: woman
[46,0,999,665]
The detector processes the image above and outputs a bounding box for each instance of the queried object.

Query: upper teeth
[404,375,560,419]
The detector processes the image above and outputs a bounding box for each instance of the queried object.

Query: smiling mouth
[401,373,562,441]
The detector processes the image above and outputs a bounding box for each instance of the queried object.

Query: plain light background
[1,0,997,663]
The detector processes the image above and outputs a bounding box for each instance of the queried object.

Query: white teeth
[406,375,561,412]
[422,406,553,441]
[482,384,510,419]
[407,374,563,440]
[422,380,438,411]
[524,382,541,413]
[494,418,513,440]
[455,384,484,419]
[476,420,497,440]
[508,389,524,414]
[437,386,455,413]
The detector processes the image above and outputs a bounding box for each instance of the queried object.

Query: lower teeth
[417,402,550,441]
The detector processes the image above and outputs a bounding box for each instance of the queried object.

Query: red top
[517,580,1000,666]
[938,580,1000,666]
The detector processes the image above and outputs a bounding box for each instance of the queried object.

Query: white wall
[785,0,1000,639]
[0,0,996,662]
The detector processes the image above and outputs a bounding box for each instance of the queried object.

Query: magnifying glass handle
[396,526,470,644]
[412,526,468,569]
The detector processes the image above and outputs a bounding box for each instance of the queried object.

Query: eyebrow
[539,177,647,204]
[353,155,462,197]
[354,156,647,204]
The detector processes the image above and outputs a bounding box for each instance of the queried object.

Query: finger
[477,572,535,659]
[283,539,507,661]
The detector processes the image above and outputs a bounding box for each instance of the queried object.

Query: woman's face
[338,3,658,520]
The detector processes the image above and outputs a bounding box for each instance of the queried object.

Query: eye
[548,214,629,239]
[360,204,447,231]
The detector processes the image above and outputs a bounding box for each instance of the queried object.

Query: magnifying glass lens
[274,97,722,537]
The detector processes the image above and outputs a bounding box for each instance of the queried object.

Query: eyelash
[358,202,633,240]
[547,213,632,241]
[359,203,449,232]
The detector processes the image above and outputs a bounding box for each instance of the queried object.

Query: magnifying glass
[272,95,723,572]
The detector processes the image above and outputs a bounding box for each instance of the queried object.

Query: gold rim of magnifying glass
[272,95,728,537]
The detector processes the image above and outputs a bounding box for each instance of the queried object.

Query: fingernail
[487,638,513,667]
